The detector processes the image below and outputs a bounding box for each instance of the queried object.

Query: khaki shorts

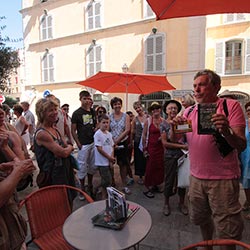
[188,175,243,240]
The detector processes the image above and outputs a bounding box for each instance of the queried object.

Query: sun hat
[163,100,182,114]
[148,101,162,112]
[218,89,237,99]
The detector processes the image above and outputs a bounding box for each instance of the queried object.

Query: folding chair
[181,239,250,250]
[19,184,94,250]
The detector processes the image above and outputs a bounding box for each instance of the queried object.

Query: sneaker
[78,193,85,201]
[123,187,132,195]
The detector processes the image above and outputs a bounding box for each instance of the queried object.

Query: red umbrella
[76,71,175,109]
[146,0,250,20]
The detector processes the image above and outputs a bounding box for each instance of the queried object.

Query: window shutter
[215,42,224,74]
[145,35,165,73]
[146,2,154,18]
[87,3,94,29]
[225,14,234,23]
[236,14,245,21]
[245,39,250,73]
[48,16,53,39]
[146,37,154,72]
[49,54,54,81]
[42,53,54,82]
[155,36,163,71]
[95,2,101,28]
[87,45,102,77]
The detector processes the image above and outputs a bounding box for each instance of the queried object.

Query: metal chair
[19,184,94,250]
[181,239,250,250]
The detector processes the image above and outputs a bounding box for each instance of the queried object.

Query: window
[40,14,53,40]
[143,0,155,19]
[215,40,249,75]
[86,44,102,77]
[225,41,242,75]
[42,53,54,82]
[145,34,165,74]
[86,0,102,30]
[223,14,247,23]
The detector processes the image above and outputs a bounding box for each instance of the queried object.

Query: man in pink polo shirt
[177,69,246,250]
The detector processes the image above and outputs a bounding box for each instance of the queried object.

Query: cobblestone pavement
[18,156,250,250]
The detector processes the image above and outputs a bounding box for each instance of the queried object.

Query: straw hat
[148,101,162,112]
[218,90,237,99]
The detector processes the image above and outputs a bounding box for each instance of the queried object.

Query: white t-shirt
[94,129,114,166]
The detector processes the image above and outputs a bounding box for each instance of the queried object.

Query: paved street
[18,157,250,250]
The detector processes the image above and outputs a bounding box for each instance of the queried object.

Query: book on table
[91,203,140,230]
[91,187,140,230]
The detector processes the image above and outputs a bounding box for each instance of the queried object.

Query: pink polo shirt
[184,98,245,179]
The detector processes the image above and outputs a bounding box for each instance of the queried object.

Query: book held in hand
[174,120,192,134]
[197,103,217,134]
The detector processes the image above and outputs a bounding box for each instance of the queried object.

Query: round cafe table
[63,200,152,250]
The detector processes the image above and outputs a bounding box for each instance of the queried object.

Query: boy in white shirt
[94,114,115,199]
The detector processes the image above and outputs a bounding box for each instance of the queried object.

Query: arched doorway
[139,91,171,115]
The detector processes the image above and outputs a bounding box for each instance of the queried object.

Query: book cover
[107,187,127,220]
[197,103,217,134]
[91,204,140,230]
[173,120,192,134]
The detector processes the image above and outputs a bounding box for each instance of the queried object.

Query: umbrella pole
[126,83,128,111]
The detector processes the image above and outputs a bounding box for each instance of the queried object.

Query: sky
[0,0,23,49]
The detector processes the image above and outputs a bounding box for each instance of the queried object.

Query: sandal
[152,186,164,193]
[242,201,250,211]
[163,205,171,216]
[244,213,250,220]
[143,190,155,198]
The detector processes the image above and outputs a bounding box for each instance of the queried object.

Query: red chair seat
[19,185,93,250]
[34,226,72,250]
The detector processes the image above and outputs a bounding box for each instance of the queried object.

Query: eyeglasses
[151,107,160,110]
[98,110,105,114]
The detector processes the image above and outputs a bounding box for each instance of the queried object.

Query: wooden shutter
[49,54,54,81]
[87,3,94,30]
[95,2,101,28]
[145,37,154,72]
[245,39,250,73]
[215,42,224,74]
[47,15,53,39]
[155,35,164,71]
[95,45,102,72]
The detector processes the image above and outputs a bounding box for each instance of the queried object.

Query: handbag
[36,171,51,188]
[177,153,190,188]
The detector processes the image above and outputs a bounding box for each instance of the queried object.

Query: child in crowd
[94,114,116,199]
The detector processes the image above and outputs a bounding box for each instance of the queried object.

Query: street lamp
[122,63,128,73]
[122,63,129,110]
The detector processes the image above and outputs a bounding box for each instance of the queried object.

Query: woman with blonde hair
[34,98,76,201]
[130,101,148,184]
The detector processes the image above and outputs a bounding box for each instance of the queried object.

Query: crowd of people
[0,69,250,250]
